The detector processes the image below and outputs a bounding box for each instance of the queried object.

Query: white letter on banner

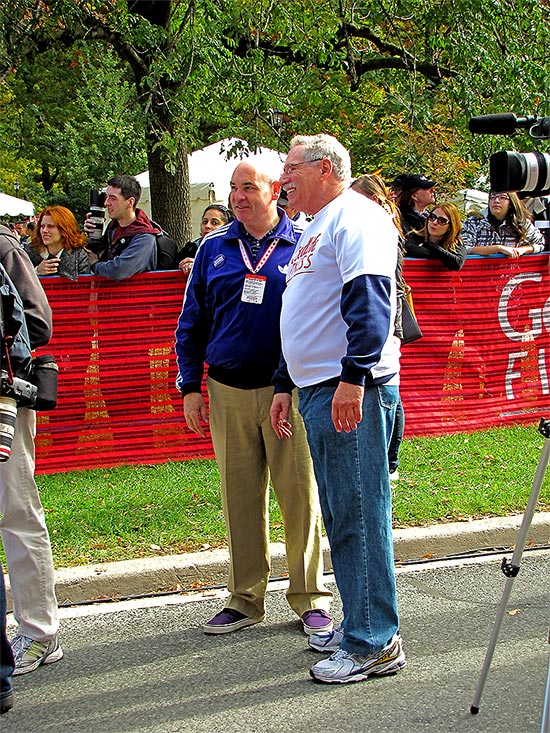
[543,294,550,334]
[540,349,549,395]
[498,273,542,341]
[505,351,527,400]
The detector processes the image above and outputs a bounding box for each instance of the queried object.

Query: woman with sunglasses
[461,191,544,258]
[404,203,466,270]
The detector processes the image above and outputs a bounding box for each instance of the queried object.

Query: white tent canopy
[0,192,34,218]
[134,173,214,239]
[137,138,286,239]
[450,189,489,216]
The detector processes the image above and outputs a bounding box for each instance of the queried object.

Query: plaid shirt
[461,215,545,254]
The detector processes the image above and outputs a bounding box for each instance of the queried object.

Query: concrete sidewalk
[4,550,550,733]
[7,512,548,607]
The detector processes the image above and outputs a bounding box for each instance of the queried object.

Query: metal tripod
[470,418,550,732]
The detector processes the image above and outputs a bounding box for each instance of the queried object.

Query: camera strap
[0,263,34,382]
[1,335,15,383]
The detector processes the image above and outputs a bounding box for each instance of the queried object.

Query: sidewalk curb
[6,513,550,607]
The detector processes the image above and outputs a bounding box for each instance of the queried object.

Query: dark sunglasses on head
[427,212,450,226]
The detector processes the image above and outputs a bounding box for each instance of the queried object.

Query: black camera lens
[89,189,107,208]
[88,189,107,242]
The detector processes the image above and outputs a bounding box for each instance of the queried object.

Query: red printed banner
[401,255,549,436]
[34,257,550,474]
[34,272,203,474]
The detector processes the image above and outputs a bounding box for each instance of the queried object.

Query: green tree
[0,44,147,218]
[1,0,548,240]
[222,0,548,185]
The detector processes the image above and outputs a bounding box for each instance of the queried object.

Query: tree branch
[36,24,151,81]
[226,23,455,89]
[127,0,171,29]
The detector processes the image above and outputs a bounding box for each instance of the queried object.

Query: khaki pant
[0,408,59,642]
[207,378,332,619]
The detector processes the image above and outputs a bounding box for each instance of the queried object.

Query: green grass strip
[2,424,548,568]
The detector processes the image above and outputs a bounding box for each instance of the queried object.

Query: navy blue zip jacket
[175,211,299,395]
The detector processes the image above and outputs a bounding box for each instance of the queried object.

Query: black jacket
[404,232,466,271]
[24,244,90,282]
[399,206,427,235]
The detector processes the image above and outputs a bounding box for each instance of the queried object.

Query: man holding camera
[0,224,63,677]
[84,175,163,444]
[84,174,159,279]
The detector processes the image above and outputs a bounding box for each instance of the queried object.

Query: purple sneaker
[302,609,333,636]
[203,607,263,635]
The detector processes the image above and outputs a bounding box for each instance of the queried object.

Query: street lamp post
[270,109,284,134]
[13,180,20,197]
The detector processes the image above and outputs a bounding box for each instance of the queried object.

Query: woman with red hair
[25,206,92,455]
[25,206,90,281]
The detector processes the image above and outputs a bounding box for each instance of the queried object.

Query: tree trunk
[145,130,192,249]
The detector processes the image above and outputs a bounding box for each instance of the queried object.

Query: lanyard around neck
[238,238,279,274]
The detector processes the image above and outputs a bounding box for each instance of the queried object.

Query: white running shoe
[310,633,406,684]
[308,624,344,652]
[12,634,64,676]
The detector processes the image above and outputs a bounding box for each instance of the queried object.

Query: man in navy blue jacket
[175,159,332,636]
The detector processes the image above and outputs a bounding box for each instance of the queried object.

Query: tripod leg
[470,576,516,714]
[470,434,550,715]
[542,631,550,733]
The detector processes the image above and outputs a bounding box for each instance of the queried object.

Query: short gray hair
[289,134,351,183]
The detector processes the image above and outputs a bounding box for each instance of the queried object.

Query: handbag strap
[403,282,416,316]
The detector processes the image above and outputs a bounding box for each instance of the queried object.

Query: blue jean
[388,398,405,473]
[0,567,14,702]
[298,382,400,655]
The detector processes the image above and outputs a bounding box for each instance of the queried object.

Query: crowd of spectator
[1,157,549,710]
[3,171,548,282]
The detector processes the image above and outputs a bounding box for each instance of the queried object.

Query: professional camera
[1,370,37,407]
[0,370,37,461]
[468,112,550,195]
[87,188,107,246]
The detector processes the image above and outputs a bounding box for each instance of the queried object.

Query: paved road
[4,550,549,733]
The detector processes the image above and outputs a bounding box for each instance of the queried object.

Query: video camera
[86,189,107,249]
[0,370,37,406]
[0,336,36,461]
[468,112,550,195]
[0,328,37,461]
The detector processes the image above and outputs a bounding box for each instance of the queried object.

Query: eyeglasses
[427,212,450,226]
[282,158,324,175]
[489,193,510,201]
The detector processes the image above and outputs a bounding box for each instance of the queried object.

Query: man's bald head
[230,160,282,239]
